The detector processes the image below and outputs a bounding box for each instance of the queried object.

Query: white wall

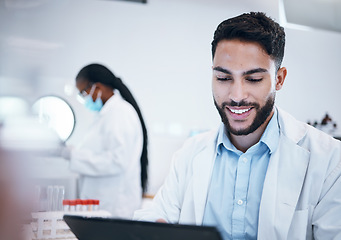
[0,0,340,194]
[277,27,341,132]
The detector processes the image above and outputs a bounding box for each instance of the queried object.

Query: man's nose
[229,80,248,103]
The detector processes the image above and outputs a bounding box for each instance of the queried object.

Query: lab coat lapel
[258,108,310,239]
[192,134,218,225]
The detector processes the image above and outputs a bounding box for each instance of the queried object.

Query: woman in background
[65,63,148,218]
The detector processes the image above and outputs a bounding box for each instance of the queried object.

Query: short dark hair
[211,12,285,70]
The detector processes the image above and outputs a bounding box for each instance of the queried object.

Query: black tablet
[63,215,223,240]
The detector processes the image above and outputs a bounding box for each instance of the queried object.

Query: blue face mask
[84,85,103,112]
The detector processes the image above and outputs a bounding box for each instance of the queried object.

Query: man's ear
[275,67,287,91]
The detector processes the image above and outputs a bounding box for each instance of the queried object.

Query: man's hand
[156,218,167,223]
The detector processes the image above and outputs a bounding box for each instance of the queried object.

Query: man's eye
[216,76,231,81]
[247,78,263,82]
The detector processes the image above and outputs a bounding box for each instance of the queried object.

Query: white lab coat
[134,107,341,239]
[70,92,143,219]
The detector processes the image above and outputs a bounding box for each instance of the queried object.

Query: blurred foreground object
[0,147,30,240]
[0,97,70,239]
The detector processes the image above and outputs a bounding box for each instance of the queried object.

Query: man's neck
[228,111,274,153]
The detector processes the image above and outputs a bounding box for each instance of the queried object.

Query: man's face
[212,39,284,136]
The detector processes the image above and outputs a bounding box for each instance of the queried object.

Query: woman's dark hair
[76,63,148,193]
[211,12,285,71]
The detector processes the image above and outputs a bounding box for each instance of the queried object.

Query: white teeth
[230,108,251,114]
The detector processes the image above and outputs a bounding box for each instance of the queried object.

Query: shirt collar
[216,108,280,155]
[216,124,238,155]
[259,108,280,154]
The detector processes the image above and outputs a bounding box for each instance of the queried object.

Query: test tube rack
[27,210,111,240]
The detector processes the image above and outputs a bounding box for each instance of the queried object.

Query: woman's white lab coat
[70,92,143,219]
[134,107,341,239]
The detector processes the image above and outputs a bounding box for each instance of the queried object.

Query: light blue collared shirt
[203,109,280,240]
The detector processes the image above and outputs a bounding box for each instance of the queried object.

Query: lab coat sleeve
[70,104,142,177]
[134,130,217,224]
[312,143,341,239]
[133,140,193,223]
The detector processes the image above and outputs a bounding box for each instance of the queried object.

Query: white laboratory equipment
[26,209,111,240]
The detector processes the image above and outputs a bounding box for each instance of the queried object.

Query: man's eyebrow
[213,67,268,75]
[243,68,268,75]
[212,66,232,74]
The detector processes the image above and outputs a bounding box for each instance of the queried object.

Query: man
[134,12,341,239]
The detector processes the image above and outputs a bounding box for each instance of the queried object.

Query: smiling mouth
[228,107,252,114]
